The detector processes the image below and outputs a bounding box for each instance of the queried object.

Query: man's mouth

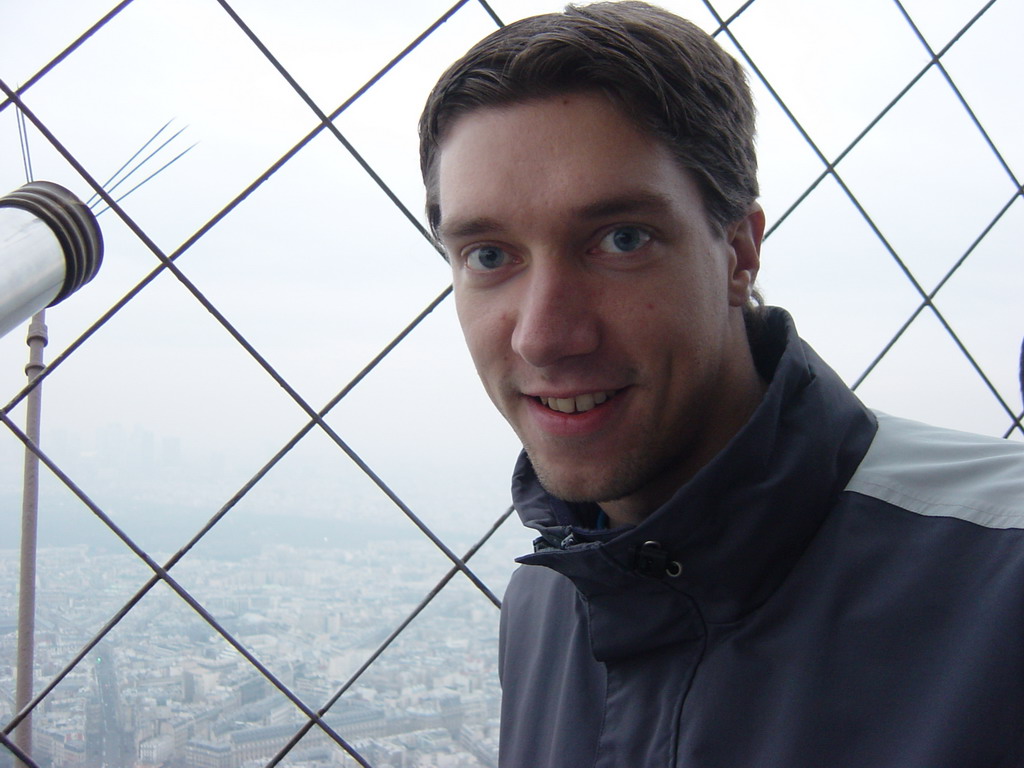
[536,390,618,414]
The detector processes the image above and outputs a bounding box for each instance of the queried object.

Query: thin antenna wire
[92,140,198,217]
[89,123,191,209]
[15,93,33,183]
[84,117,174,207]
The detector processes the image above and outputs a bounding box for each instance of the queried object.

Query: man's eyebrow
[572,191,674,221]
[437,216,507,242]
[438,192,675,242]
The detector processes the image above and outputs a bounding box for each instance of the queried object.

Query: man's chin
[529,455,632,506]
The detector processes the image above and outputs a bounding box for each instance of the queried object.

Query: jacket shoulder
[845,411,1024,529]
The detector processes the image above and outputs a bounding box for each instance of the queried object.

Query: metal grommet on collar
[633,540,682,579]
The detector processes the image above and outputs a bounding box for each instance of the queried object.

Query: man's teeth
[539,391,612,414]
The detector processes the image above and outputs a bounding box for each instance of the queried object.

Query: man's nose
[510,260,600,368]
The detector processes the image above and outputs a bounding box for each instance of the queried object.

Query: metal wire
[1,5,506,763]
[15,101,33,183]
[762,0,1000,242]
[0,729,39,768]
[87,122,198,216]
[0,0,138,116]
[0,409,374,766]
[0,286,455,738]
[0,79,498,602]
[0,0,473,415]
[265,505,516,767]
[214,0,438,245]
[703,0,1022,436]
[895,0,1017,189]
[2,1,1019,766]
[0,76,490,768]
[476,0,505,26]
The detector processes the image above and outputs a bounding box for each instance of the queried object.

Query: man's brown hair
[418,1,759,241]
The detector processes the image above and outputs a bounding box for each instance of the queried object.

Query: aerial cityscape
[0,534,523,768]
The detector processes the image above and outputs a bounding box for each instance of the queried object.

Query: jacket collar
[511,309,877,660]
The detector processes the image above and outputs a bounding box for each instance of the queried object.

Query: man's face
[436,93,763,523]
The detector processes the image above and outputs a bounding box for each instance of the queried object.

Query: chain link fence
[1,0,1020,766]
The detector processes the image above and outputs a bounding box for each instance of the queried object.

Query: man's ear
[726,203,765,307]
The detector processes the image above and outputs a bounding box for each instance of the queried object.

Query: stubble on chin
[524,443,657,507]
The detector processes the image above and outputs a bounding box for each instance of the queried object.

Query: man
[418,3,1024,766]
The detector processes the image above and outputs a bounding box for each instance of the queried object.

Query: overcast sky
[0,0,1021,559]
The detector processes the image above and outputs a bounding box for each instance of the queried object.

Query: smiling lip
[534,389,619,414]
[523,388,626,439]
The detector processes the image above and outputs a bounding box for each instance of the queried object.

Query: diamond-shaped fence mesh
[0,0,1020,766]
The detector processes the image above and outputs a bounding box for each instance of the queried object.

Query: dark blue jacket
[499,309,1024,767]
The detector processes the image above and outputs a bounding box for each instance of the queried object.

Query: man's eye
[598,226,651,254]
[465,245,510,271]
